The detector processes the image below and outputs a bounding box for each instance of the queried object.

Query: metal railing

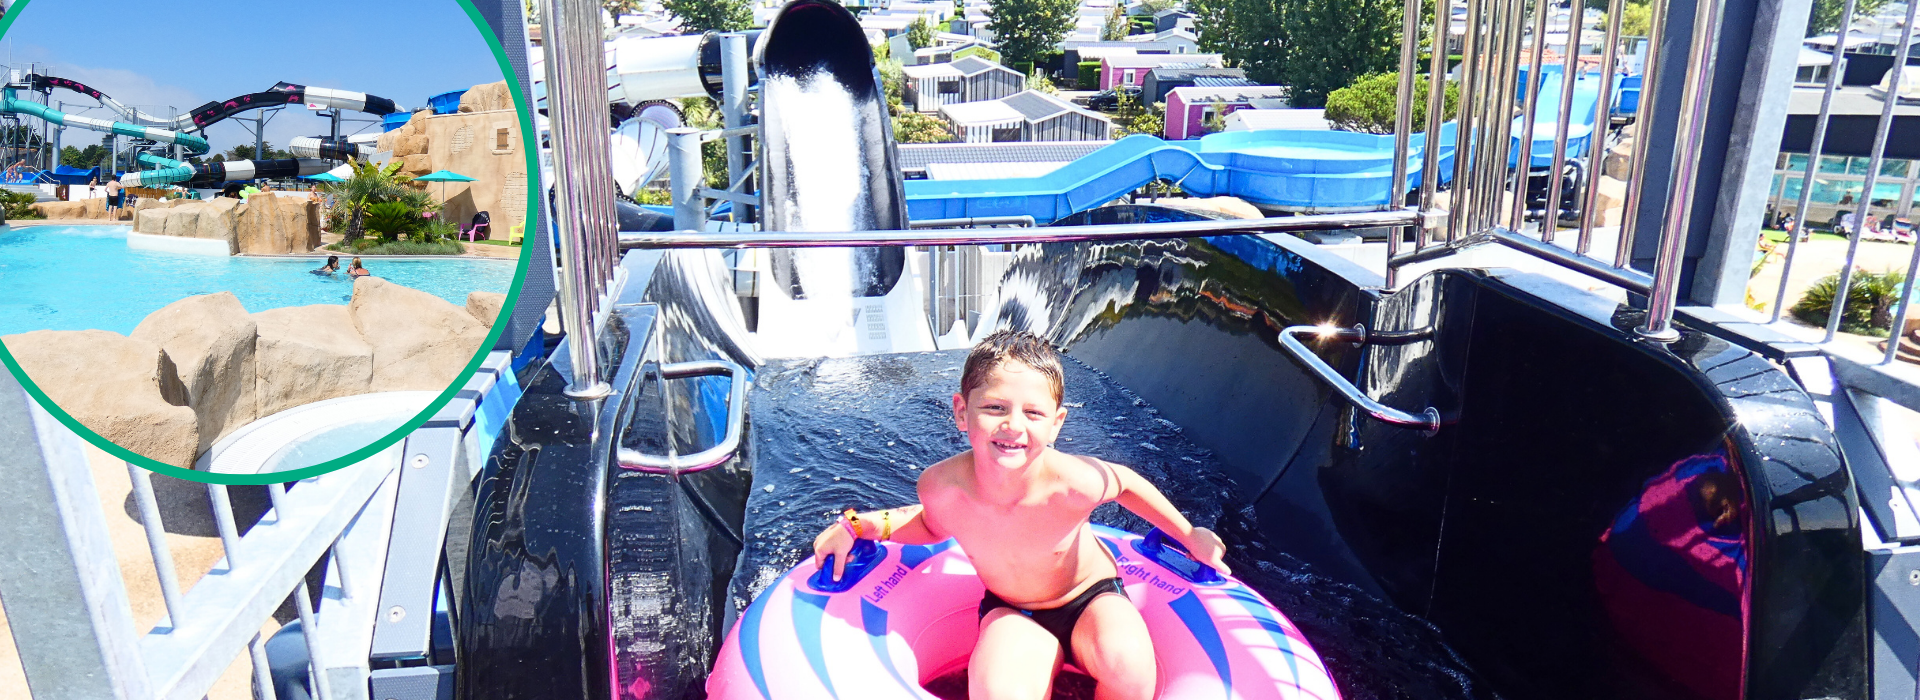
[0,377,393,700]
[0,352,520,700]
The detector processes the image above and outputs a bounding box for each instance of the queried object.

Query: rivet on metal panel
[410,455,429,469]
[388,605,406,622]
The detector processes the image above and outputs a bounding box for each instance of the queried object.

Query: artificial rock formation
[30,197,134,221]
[131,194,317,255]
[3,329,198,467]
[131,293,259,454]
[5,276,494,468]
[348,277,490,392]
[1594,176,1628,227]
[466,291,507,328]
[253,305,375,417]
[458,81,515,113]
[235,193,321,255]
[377,80,528,239]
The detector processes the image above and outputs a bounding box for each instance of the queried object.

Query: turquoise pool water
[0,226,517,335]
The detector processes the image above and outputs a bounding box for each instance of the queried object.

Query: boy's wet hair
[961,330,1064,404]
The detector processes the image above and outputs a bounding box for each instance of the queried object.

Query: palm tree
[324,160,417,242]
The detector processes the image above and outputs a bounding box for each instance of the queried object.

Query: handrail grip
[1278,324,1441,433]
[618,209,1421,249]
[617,359,750,473]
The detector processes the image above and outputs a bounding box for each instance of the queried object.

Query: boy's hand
[813,521,856,582]
[1185,527,1230,577]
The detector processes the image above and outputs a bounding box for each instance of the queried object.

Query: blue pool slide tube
[905,125,1454,223]
[1,88,209,156]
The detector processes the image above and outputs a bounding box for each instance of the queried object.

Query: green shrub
[1078,61,1100,90]
[1324,72,1461,135]
[634,187,673,206]
[326,239,466,255]
[2,191,42,219]
[894,112,953,143]
[363,201,419,241]
[1791,268,1907,336]
[415,217,460,243]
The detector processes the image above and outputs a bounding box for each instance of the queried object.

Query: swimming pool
[0,225,517,335]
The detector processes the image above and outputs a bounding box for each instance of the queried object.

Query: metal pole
[539,0,619,399]
[1478,0,1524,234]
[1418,0,1453,250]
[1884,220,1920,363]
[1576,0,1627,255]
[1828,0,1920,343]
[1542,0,1584,242]
[669,127,707,231]
[1468,0,1506,235]
[1447,0,1485,243]
[1771,0,1856,322]
[1386,0,1421,287]
[256,112,266,162]
[127,463,187,628]
[1637,0,1730,340]
[722,33,750,223]
[1616,0,1671,268]
[1494,0,1528,231]
[1510,0,1554,231]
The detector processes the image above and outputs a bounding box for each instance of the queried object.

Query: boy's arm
[1098,459,1231,575]
[811,503,950,581]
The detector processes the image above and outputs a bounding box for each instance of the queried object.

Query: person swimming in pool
[312,255,340,275]
[812,330,1226,700]
[349,257,370,278]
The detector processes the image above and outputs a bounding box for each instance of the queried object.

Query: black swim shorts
[977,577,1129,666]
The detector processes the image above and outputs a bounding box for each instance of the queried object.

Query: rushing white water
[762,68,875,232]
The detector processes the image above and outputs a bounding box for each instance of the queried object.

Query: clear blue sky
[0,0,510,156]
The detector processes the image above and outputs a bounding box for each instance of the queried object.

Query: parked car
[1086,86,1143,112]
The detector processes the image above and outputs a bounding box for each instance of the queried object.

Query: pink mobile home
[1099,53,1221,91]
[1165,85,1288,140]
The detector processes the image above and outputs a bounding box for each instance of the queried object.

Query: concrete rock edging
[1,278,495,468]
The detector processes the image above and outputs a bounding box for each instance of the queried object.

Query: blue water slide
[904,124,1454,223]
[1509,72,1605,169]
[0,88,210,156]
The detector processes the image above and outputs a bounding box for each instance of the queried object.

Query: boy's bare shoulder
[916,453,971,497]
[1048,451,1125,503]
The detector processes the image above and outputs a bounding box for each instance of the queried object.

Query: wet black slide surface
[729,350,1493,699]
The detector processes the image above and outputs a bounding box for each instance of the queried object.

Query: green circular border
[0,0,541,485]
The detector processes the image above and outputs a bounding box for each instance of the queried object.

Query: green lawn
[469,239,517,247]
[1760,229,1849,244]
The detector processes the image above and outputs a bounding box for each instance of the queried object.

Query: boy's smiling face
[953,359,1068,472]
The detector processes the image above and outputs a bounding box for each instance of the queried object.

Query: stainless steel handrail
[540,0,618,399]
[617,359,750,473]
[1278,325,1442,433]
[1638,0,1731,340]
[619,210,1420,248]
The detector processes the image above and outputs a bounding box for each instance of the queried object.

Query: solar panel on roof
[1191,76,1259,88]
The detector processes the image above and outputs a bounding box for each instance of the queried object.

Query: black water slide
[754,0,907,300]
[28,74,401,131]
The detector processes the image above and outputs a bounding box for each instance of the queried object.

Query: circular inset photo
[0,0,532,483]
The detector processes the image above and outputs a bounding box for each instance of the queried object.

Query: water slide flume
[0,87,209,156]
[123,153,334,187]
[26,74,402,130]
[905,126,1455,223]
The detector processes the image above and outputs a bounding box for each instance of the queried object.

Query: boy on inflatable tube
[811,330,1230,699]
